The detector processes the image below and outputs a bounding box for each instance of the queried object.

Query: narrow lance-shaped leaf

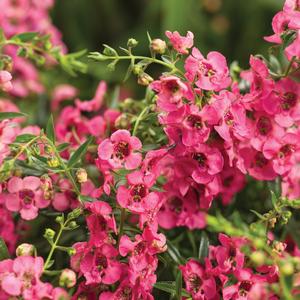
[0,238,10,261]
[175,271,182,300]
[0,111,26,121]
[154,282,190,297]
[198,231,209,260]
[14,134,36,143]
[67,136,93,168]
[46,115,55,143]
[11,32,38,42]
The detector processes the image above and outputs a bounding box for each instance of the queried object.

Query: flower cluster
[0,0,299,299]
[180,234,280,300]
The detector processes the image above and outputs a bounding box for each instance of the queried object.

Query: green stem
[43,223,64,271]
[284,56,296,77]
[98,55,185,77]
[132,106,149,136]
[117,208,126,245]
[42,136,81,198]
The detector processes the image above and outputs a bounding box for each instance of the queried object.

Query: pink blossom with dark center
[98,129,142,170]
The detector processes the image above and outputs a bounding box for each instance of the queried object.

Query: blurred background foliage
[51,0,284,88]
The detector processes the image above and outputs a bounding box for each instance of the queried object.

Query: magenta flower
[191,144,224,184]
[165,30,194,54]
[150,76,193,112]
[180,259,217,299]
[98,129,142,170]
[85,200,117,246]
[117,170,159,214]
[5,176,49,220]
[75,81,107,112]
[185,47,231,91]
[76,243,122,285]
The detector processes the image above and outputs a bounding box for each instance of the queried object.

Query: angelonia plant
[0,0,300,299]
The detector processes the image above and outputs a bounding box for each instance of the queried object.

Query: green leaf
[14,134,36,143]
[198,231,209,260]
[78,195,95,203]
[67,136,93,168]
[175,272,182,300]
[103,44,118,56]
[281,30,297,49]
[154,282,190,298]
[250,209,266,221]
[0,238,9,260]
[11,32,38,42]
[46,115,55,143]
[167,240,185,265]
[0,112,26,121]
[57,143,70,152]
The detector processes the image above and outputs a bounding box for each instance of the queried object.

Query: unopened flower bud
[41,175,53,191]
[67,248,76,256]
[115,114,130,129]
[250,251,265,266]
[150,38,167,54]
[127,38,138,48]
[76,168,88,183]
[138,73,153,86]
[132,64,143,75]
[253,238,265,249]
[68,221,77,229]
[273,241,286,253]
[47,156,59,168]
[52,287,70,300]
[269,217,277,228]
[56,215,64,224]
[44,228,55,240]
[59,269,76,288]
[16,243,35,257]
[281,261,294,276]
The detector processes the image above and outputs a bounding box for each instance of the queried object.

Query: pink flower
[51,84,78,111]
[98,129,142,170]
[165,31,194,54]
[262,78,300,127]
[239,148,277,181]
[0,256,52,299]
[85,201,117,246]
[191,144,224,184]
[75,81,107,112]
[150,76,193,112]
[185,47,231,91]
[119,227,167,258]
[158,187,207,230]
[263,132,299,175]
[180,259,217,299]
[0,206,17,253]
[117,170,159,214]
[5,176,49,220]
[77,243,122,285]
[0,70,12,92]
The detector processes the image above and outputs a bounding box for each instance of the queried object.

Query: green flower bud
[127,38,138,48]
[59,268,77,288]
[281,262,294,276]
[250,251,265,266]
[138,73,153,86]
[44,228,55,240]
[68,221,78,229]
[16,243,35,257]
